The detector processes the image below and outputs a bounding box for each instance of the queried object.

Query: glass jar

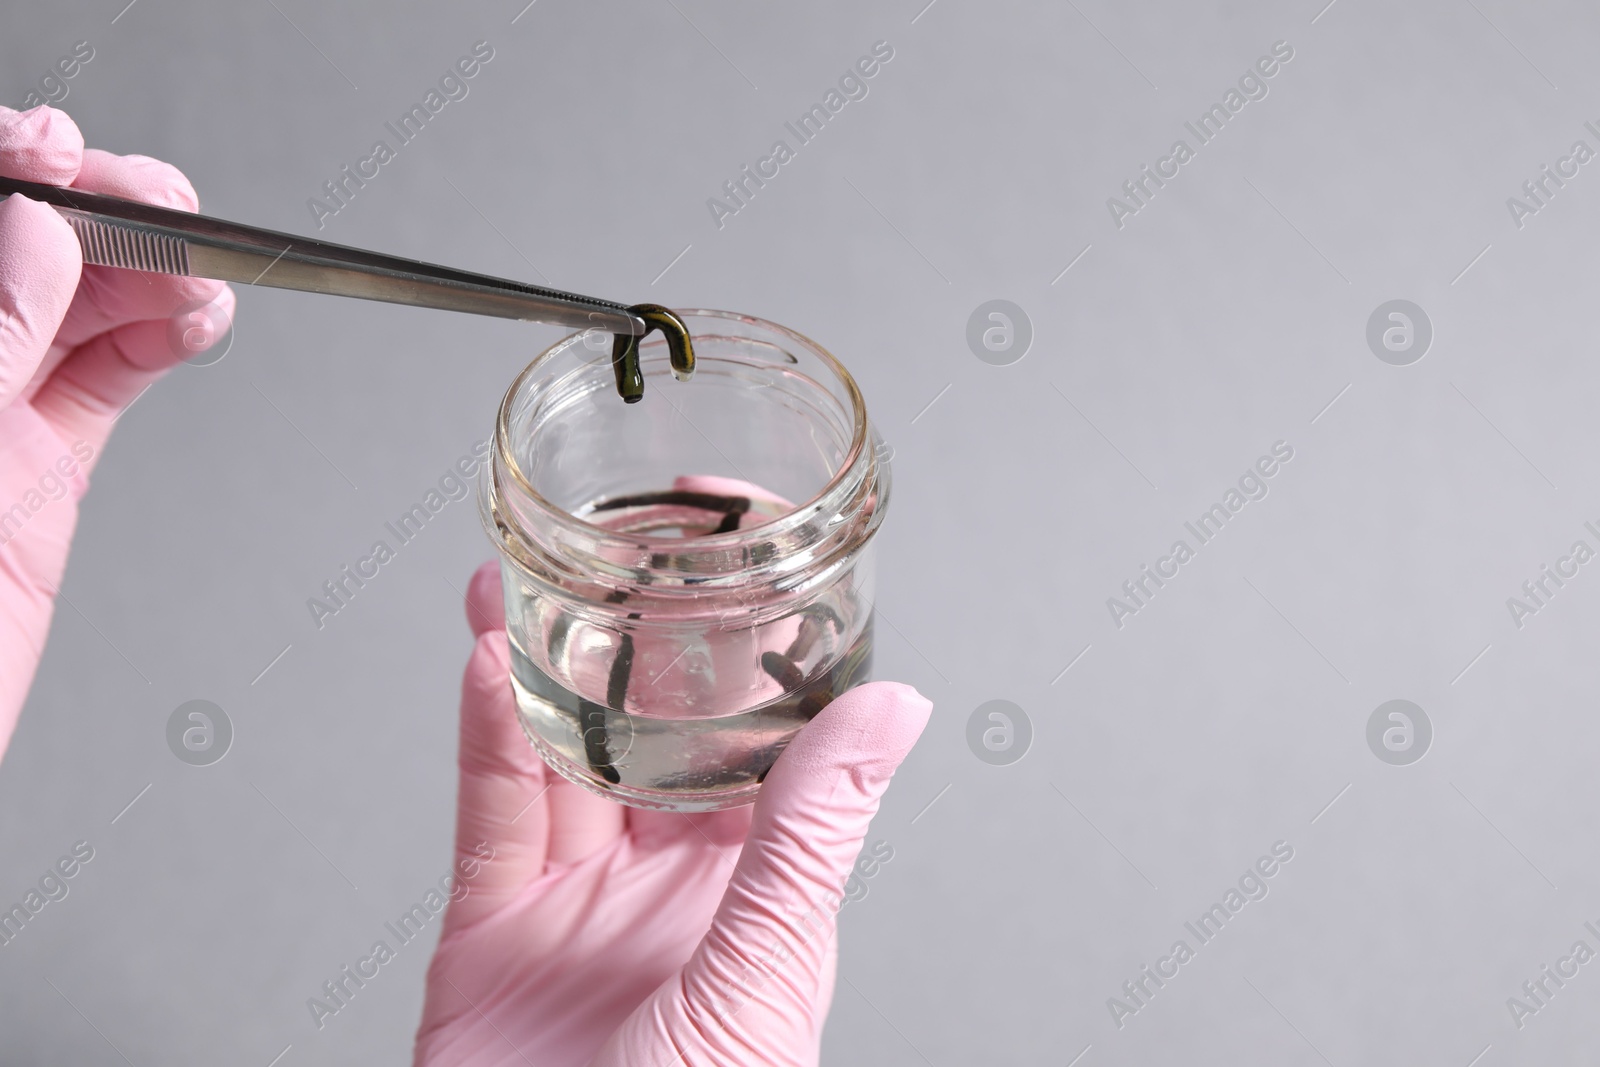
[479,309,890,811]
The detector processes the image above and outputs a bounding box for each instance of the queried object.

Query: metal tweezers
[0,175,646,336]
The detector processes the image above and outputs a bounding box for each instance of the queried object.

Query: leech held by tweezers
[611,304,696,403]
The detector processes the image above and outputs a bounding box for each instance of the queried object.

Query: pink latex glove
[416,507,930,1065]
[0,105,234,752]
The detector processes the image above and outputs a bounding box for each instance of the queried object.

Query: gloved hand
[0,104,234,754]
[415,551,931,1066]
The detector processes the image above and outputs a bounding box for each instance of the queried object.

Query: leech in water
[591,489,751,534]
[565,489,867,790]
[575,491,747,783]
[759,603,844,704]
[610,304,696,403]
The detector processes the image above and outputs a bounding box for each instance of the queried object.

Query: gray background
[1,0,1595,1063]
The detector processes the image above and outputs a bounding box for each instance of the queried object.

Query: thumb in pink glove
[589,677,928,1066]
[416,520,929,1065]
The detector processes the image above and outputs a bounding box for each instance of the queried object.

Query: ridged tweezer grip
[64,214,190,275]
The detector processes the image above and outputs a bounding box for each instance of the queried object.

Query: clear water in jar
[503,489,873,810]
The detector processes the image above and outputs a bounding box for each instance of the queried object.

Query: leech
[610,304,696,403]
[592,490,749,516]
[577,697,617,784]
[577,632,634,786]
[572,493,748,787]
[592,490,750,540]
[761,651,806,691]
[586,493,749,781]
[608,632,636,710]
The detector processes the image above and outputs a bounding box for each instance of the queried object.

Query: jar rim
[493,308,872,551]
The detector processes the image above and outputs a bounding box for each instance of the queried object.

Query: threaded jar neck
[482,310,889,616]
